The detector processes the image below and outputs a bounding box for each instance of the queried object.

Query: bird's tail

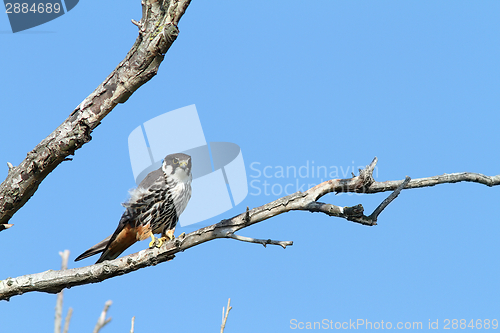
[75,223,140,264]
[74,235,112,262]
[96,224,138,264]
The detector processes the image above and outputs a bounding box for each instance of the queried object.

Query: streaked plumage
[75,153,192,264]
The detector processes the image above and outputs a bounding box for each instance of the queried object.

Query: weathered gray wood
[1,157,498,301]
[0,0,191,230]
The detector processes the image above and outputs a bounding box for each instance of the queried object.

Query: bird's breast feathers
[170,180,192,216]
[126,173,191,216]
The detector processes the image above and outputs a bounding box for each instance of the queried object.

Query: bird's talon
[149,234,157,248]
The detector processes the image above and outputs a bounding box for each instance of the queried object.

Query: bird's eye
[173,158,179,164]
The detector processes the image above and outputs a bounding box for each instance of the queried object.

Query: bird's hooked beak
[179,160,189,170]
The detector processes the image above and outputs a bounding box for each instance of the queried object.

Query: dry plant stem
[220,298,232,333]
[93,300,113,333]
[54,250,70,333]
[63,308,73,333]
[1,158,499,301]
[0,0,192,230]
[130,316,136,333]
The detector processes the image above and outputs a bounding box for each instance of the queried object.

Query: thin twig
[62,308,73,333]
[220,298,232,333]
[226,233,292,249]
[130,316,135,333]
[369,176,411,221]
[55,250,70,333]
[93,300,112,333]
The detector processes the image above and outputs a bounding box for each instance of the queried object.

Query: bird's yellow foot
[149,234,157,248]
[149,231,177,248]
[149,235,165,248]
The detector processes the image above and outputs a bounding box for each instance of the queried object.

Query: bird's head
[162,153,192,182]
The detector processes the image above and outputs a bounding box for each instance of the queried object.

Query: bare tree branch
[93,300,113,333]
[130,316,136,333]
[369,176,411,222]
[226,232,292,249]
[62,308,73,333]
[220,298,232,333]
[0,0,192,231]
[0,157,498,300]
[55,250,70,333]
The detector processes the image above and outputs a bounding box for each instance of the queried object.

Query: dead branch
[93,300,113,333]
[220,298,232,333]
[0,157,498,301]
[0,0,192,231]
[369,176,411,222]
[55,250,70,333]
[62,308,73,333]
[226,232,292,249]
[130,316,136,333]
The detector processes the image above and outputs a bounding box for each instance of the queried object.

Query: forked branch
[93,300,113,333]
[221,298,232,333]
[0,157,498,301]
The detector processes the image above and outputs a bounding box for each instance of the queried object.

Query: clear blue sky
[1,1,499,332]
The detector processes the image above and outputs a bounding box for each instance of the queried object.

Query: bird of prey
[75,153,192,264]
